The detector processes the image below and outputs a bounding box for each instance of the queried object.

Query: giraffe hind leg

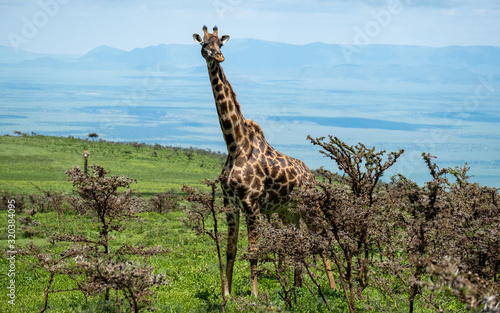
[225,207,240,296]
[322,252,337,290]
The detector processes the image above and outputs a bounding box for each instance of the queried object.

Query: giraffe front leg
[225,208,240,296]
[247,216,259,296]
[243,200,260,296]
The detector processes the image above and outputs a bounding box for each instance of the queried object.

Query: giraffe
[83,150,89,175]
[193,26,335,296]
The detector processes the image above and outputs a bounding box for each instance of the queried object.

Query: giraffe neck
[84,156,88,175]
[207,60,250,157]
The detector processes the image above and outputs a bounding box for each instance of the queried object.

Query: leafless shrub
[251,216,331,310]
[16,243,89,313]
[18,215,41,238]
[29,183,69,224]
[295,136,499,313]
[28,193,50,214]
[380,154,499,312]
[182,179,228,313]
[65,164,138,254]
[290,136,403,313]
[424,257,499,312]
[252,222,299,309]
[66,194,88,215]
[16,164,168,313]
[73,250,168,312]
[1,192,25,213]
[307,135,404,205]
[148,189,179,214]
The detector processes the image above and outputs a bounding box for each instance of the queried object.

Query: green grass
[0,207,351,313]
[0,211,459,312]
[0,135,226,196]
[0,135,464,312]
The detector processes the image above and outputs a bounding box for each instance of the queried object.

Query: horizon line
[3,39,500,57]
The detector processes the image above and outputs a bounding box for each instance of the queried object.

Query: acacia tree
[380,156,500,312]
[182,178,228,313]
[260,136,498,312]
[18,164,167,313]
[291,136,404,313]
[252,217,332,311]
[88,133,99,141]
[65,164,137,254]
[307,135,403,206]
[29,183,67,224]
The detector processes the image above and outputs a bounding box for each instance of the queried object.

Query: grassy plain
[0,135,226,196]
[0,135,348,312]
[0,136,327,312]
[0,209,348,313]
[0,135,464,312]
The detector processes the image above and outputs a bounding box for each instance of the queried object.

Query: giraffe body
[221,129,315,215]
[193,26,320,296]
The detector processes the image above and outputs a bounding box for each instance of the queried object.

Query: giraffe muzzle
[215,53,225,63]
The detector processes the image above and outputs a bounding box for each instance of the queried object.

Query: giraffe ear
[221,35,230,45]
[193,33,203,44]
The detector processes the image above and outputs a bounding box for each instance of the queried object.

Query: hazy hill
[0,45,49,63]
[1,40,499,83]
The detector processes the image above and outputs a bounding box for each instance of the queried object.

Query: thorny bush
[148,189,179,214]
[286,136,403,313]
[16,164,168,313]
[261,136,498,313]
[182,179,228,312]
[381,155,500,313]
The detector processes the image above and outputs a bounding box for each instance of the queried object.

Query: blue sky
[1,0,499,54]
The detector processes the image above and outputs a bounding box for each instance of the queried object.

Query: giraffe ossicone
[193,26,336,296]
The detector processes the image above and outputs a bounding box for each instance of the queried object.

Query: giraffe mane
[217,67,265,140]
[220,73,264,139]
[246,119,265,138]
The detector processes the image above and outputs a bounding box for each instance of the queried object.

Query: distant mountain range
[1,39,499,83]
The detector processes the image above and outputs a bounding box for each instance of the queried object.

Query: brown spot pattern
[202,40,315,296]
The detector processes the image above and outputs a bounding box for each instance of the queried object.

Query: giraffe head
[193,25,230,63]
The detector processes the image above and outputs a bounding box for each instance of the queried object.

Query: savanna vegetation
[0,134,226,196]
[0,133,498,313]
